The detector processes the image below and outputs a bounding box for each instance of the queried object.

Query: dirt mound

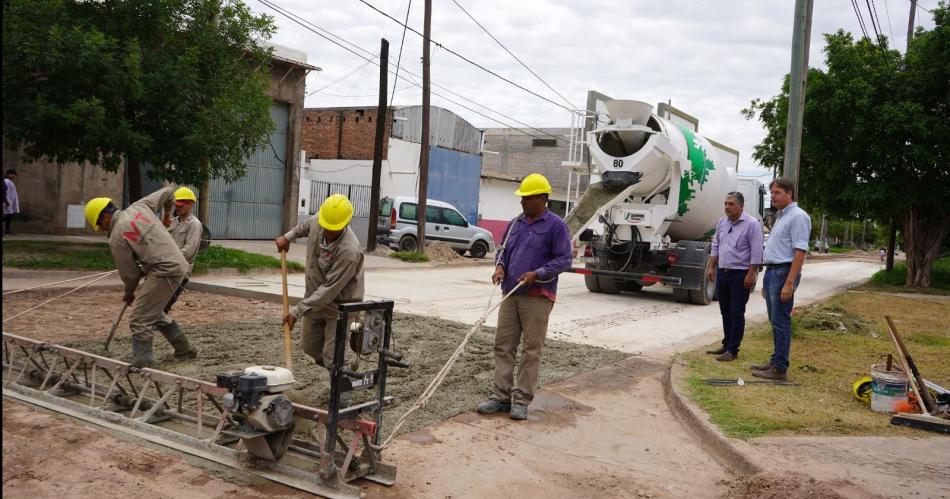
[726,472,877,499]
[796,303,874,335]
[367,245,393,257]
[424,242,467,263]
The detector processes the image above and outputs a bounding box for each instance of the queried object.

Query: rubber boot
[156,321,198,359]
[132,337,155,369]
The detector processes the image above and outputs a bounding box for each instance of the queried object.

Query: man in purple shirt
[476,173,573,421]
[704,191,763,361]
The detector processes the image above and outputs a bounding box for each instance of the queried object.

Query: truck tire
[689,273,716,305]
[584,274,601,292]
[398,235,417,252]
[469,240,489,259]
[598,276,622,294]
[673,288,691,303]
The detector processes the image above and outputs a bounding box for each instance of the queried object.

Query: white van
[377,196,495,258]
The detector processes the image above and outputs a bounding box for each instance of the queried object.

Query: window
[532,138,557,147]
[398,203,444,223]
[442,208,467,227]
[379,197,393,217]
[399,203,416,221]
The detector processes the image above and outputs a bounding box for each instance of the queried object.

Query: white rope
[2,272,117,323]
[2,270,118,296]
[376,280,524,449]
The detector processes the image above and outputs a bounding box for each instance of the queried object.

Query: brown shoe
[750,362,772,371]
[716,351,737,362]
[751,366,787,381]
[706,346,727,355]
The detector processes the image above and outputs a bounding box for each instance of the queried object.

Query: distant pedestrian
[476,173,572,421]
[705,191,763,362]
[3,169,20,235]
[753,177,811,381]
[879,248,886,266]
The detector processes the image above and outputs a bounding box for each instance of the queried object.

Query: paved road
[192,259,879,357]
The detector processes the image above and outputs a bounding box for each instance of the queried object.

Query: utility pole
[819,214,827,253]
[907,0,917,51]
[415,0,432,254]
[888,1,917,270]
[366,38,389,252]
[782,0,814,193]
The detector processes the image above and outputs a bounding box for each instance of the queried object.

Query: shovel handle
[104,303,129,351]
[280,250,293,370]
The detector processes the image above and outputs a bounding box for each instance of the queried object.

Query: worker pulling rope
[373,280,524,449]
[2,271,117,323]
[2,270,118,296]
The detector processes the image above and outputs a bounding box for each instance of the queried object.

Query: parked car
[377,196,495,258]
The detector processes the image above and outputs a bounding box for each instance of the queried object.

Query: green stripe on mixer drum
[677,126,717,216]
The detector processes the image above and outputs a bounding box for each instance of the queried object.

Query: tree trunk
[886,218,897,271]
[903,207,948,288]
[127,156,142,203]
[198,157,211,225]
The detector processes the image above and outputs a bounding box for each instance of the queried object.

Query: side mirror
[597,214,606,224]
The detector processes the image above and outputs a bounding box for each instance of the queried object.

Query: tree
[743,4,949,287]
[2,0,275,205]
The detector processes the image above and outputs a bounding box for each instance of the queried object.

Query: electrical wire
[448,0,577,110]
[256,0,570,145]
[881,0,897,50]
[389,0,412,108]
[352,0,576,113]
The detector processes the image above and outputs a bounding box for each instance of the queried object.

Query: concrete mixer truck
[563,95,765,305]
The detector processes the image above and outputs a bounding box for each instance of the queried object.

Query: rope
[2,270,118,296]
[374,280,524,449]
[2,272,117,323]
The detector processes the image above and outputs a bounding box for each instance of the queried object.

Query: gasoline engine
[216,365,297,461]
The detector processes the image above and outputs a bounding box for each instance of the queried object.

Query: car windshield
[379,198,392,216]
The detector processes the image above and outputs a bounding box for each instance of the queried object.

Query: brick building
[302,107,393,161]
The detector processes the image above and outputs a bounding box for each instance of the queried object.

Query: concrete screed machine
[564,94,765,304]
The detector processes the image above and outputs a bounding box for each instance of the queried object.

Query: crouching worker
[477,173,572,421]
[275,194,364,372]
[85,188,197,367]
[164,187,203,313]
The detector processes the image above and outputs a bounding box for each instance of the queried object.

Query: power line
[865,0,887,47]
[306,59,373,96]
[448,0,577,110]
[389,0,412,108]
[881,0,897,50]
[256,0,569,144]
[352,0,576,114]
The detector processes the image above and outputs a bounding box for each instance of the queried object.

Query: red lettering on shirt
[121,212,151,244]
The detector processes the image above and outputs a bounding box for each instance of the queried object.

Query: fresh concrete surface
[191,260,880,357]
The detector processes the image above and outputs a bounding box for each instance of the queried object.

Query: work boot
[509,403,528,421]
[476,399,511,414]
[132,337,155,369]
[706,346,727,355]
[716,351,738,362]
[751,366,787,381]
[750,362,773,371]
[157,322,197,359]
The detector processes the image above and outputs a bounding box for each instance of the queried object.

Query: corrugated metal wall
[428,146,481,225]
[210,102,289,239]
[392,106,482,155]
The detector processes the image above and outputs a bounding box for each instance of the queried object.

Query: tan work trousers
[301,313,343,369]
[129,275,182,342]
[490,294,555,405]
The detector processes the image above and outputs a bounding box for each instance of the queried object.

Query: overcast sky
[249,0,938,180]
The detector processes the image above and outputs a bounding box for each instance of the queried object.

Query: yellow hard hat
[174,187,197,203]
[514,173,552,197]
[318,194,354,231]
[85,197,113,231]
[853,376,873,404]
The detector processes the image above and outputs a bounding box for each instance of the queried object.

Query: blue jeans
[716,268,751,353]
[763,267,800,371]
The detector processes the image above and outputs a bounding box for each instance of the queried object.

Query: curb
[662,357,764,475]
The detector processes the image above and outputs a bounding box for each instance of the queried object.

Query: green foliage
[868,256,950,291]
[390,251,430,263]
[1,240,302,274]
[2,0,276,193]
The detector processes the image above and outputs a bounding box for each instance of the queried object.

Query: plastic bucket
[870,363,909,413]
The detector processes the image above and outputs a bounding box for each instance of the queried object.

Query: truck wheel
[689,274,715,305]
[584,274,601,293]
[469,240,489,259]
[673,288,691,303]
[398,235,417,252]
[598,276,622,294]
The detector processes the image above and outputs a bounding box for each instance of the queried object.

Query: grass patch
[827,246,853,254]
[2,240,303,274]
[865,255,950,295]
[390,250,429,263]
[682,291,950,439]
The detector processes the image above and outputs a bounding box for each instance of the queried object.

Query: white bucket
[870,363,909,413]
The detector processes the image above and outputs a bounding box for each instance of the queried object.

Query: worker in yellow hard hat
[163,187,204,313]
[275,194,364,382]
[84,188,197,367]
[478,172,573,421]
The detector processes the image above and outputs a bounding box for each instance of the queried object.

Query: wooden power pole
[888,1,917,271]
[415,0,432,254]
[782,0,814,193]
[366,38,389,252]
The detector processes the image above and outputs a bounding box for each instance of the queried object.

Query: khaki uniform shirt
[283,218,364,319]
[108,187,190,294]
[169,213,203,269]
